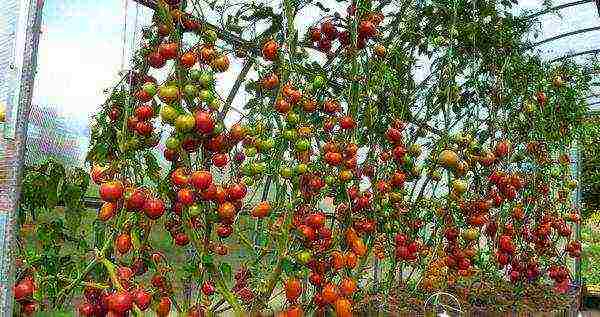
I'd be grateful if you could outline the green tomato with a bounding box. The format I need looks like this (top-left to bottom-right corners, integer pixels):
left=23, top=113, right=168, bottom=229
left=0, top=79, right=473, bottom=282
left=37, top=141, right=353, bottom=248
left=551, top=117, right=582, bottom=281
left=280, top=167, right=293, bottom=179
left=550, top=166, right=561, bottom=177
left=295, top=163, right=308, bottom=174
left=209, top=98, right=221, bottom=111
left=158, top=85, right=179, bottom=101
left=243, top=176, right=254, bottom=186
left=312, top=75, right=326, bottom=89
left=165, top=136, right=180, bottom=150
left=295, top=139, right=310, bottom=152
left=252, top=162, right=267, bottom=174
left=283, top=129, right=297, bottom=141
left=296, top=251, right=312, bottom=264
left=245, top=125, right=256, bottom=137
left=160, top=105, right=178, bottom=123
left=259, top=138, right=275, bottom=151
left=183, top=84, right=199, bottom=98
left=244, top=147, right=257, bottom=157
left=324, top=175, right=336, bottom=185
left=142, top=82, right=157, bottom=96
left=190, top=69, right=202, bottom=82
left=188, top=204, right=202, bottom=217
left=214, top=122, right=225, bottom=135
left=199, top=89, right=214, bottom=103
left=286, top=112, right=300, bottom=126
left=199, top=71, right=214, bottom=88
left=203, top=29, right=218, bottom=44
left=175, top=114, right=196, bottom=132
left=242, top=163, right=254, bottom=176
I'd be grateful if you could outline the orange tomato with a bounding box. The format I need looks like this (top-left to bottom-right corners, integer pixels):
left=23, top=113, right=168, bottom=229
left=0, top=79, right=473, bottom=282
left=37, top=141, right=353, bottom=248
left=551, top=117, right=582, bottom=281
left=334, top=298, right=352, bottom=317
left=251, top=201, right=271, bottom=218
left=339, top=277, right=357, bottom=297
left=345, top=252, right=358, bottom=269
left=331, top=251, right=345, bottom=271
left=321, top=283, right=338, bottom=304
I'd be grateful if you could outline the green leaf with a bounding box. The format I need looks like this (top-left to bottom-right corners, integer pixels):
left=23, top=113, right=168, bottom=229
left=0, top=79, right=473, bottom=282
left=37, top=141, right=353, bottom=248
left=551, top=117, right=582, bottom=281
left=201, top=254, right=214, bottom=265
left=219, top=262, right=232, bottom=282
left=281, top=258, right=294, bottom=274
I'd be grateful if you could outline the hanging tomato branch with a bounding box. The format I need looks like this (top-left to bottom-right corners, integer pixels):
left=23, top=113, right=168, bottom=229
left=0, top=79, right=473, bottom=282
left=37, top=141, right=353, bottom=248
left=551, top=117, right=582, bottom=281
left=10, top=0, right=594, bottom=315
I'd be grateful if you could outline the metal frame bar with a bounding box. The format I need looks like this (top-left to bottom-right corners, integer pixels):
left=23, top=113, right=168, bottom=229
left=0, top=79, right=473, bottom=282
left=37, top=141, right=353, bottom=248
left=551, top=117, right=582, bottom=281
left=549, top=49, right=600, bottom=63
left=529, top=26, right=600, bottom=49
left=526, top=0, right=594, bottom=19
left=0, top=0, right=44, bottom=313
left=132, top=0, right=261, bottom=54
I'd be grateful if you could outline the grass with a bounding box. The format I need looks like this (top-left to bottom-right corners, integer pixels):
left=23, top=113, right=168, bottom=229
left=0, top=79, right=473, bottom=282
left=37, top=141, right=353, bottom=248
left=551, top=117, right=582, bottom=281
left=582, top=220, right=600, bottom=286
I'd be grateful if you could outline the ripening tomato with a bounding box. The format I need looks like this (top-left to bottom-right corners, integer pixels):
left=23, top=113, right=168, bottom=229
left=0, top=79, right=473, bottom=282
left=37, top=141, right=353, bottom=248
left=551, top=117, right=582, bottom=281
left=262, top=73, right=279, bottom=90
left=227, top=183, right=247, bottom=200
left=216, top=224, right=233, bottom=238
left=212, top=153, right=228, bottom=167
left=173, top=232, right=190, bottom=246
left=310, top=27, right=321, bottom=42
left=108, top=291, right=133, bottom=314
left=345, top=252, right=358, bottom=268
left=331, top=251, right=345, bottom=271
left=339, top=116, right=356, bottom=130
left=202, top=281, right=216, bottom=296
left=143, top=198, right=165, bottom=220
left=158, top=42, right=178, bottom=60
left=156, top=297, right=171, bottom=317
left=190, top=170, right=212, bottom=191
left=147, top=51, right=166, bottom=68
left=262, top=40, right=279, bottom=61
left=251, top=201, right=271, bottom=218
left=100, top=181, right=124, bottom=202
left=180, top=51, right=197, bottom=68
left=285, top=278, right=303, bottom=302
left=13, top=278, right=35, bottom=301
left=99, top=202, right=117, bottom=221
left=133, top=289, right=151, bottom=311
left=339, top=277, right=357, bottom=297
left=78, top=303, right=95, bottom=316
left=218, top=202, right=236, bottom=220
left=177, top=188, right=195, bottom=206
left=359, top=20, right=376, bottom=38
left=321, top=283, right=338, bottom=304
left=115, top=233, right=132, bottom=254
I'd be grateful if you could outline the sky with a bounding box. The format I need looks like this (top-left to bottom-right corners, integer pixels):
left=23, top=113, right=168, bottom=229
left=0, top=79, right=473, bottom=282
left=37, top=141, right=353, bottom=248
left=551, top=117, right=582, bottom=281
left=28, top=0, right=600, bottom=155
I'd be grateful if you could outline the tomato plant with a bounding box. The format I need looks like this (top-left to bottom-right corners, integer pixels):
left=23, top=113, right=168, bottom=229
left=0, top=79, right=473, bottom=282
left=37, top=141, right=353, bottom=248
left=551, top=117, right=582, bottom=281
left=12, top=0, right=594, bottom=315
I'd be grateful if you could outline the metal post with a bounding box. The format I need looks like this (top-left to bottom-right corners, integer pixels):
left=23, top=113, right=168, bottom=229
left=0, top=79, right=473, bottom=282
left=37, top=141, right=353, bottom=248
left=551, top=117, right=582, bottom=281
left=0, top=0, right=44, bottom=314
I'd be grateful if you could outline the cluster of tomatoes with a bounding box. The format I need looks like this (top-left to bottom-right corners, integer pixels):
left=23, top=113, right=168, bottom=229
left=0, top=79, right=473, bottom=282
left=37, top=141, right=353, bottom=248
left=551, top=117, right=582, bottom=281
left=307, top=6, right=384, bottom=53
left=78, top=281, right=170, bottom=317
left=12, top=276, right=37, bottom=315
left=394, top=233, right=423, bottom=262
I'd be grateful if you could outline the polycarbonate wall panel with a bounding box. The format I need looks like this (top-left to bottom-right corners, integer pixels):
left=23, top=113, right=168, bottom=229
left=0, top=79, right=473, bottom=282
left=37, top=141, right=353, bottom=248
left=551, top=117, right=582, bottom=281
left=28, top=0, right=152, bottom=167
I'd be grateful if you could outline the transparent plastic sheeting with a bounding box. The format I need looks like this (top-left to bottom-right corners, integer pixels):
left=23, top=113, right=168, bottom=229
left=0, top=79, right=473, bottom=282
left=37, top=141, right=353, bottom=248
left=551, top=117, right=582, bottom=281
left=0, top=0, right=44, bottom=314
